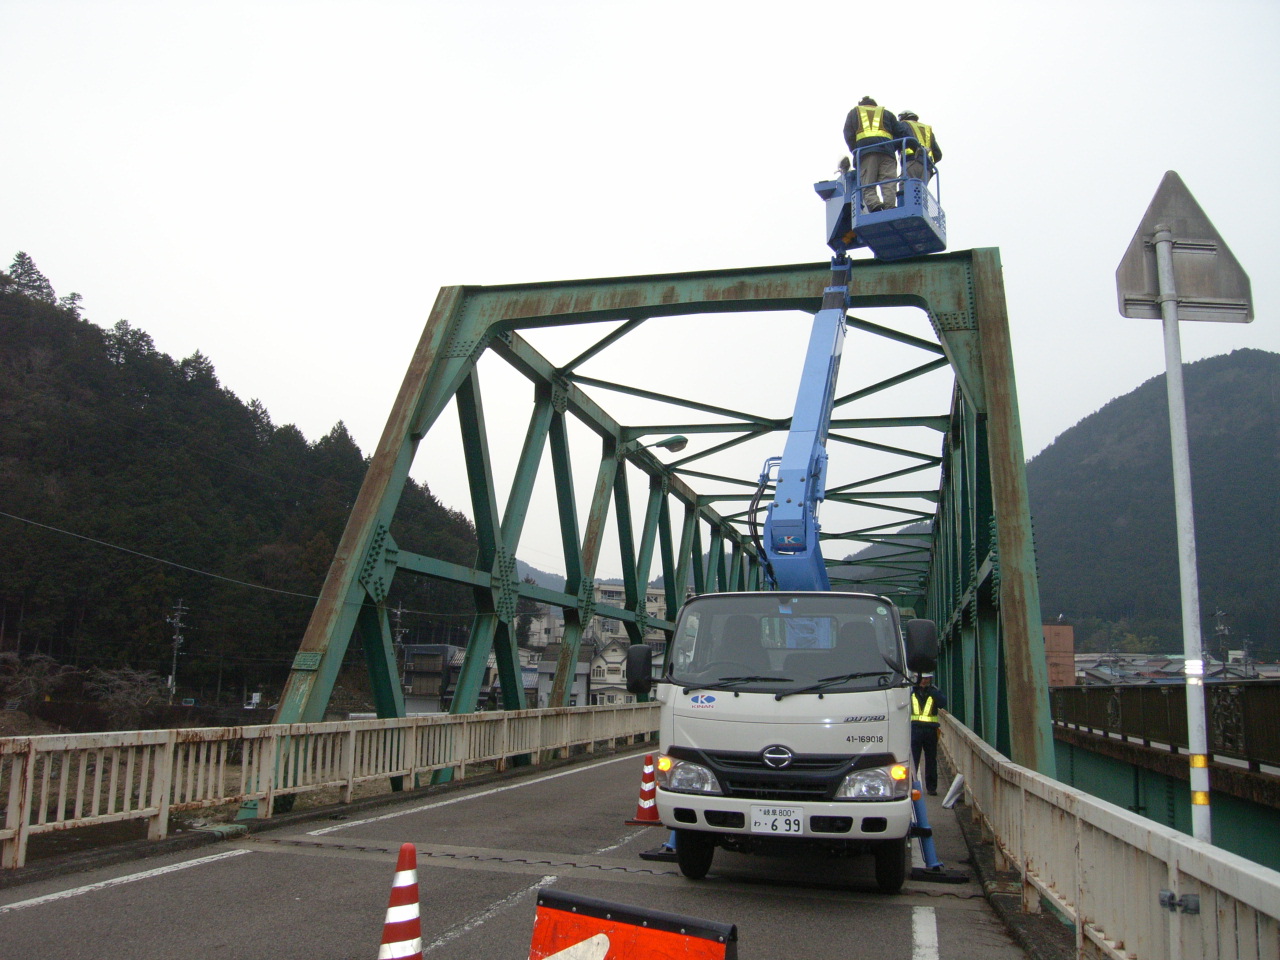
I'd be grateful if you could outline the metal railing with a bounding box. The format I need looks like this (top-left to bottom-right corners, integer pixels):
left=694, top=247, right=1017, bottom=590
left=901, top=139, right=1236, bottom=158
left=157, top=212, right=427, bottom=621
left=943, top=713, right=1280, bottom=960
left=1, top=702, right=658, bottom=869
left=1052, top=681, right=1280, bottom=769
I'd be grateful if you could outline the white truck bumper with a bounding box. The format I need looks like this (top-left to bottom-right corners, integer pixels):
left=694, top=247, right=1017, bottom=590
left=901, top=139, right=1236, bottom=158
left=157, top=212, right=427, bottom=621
left=656, top=788, right=913, bottom=840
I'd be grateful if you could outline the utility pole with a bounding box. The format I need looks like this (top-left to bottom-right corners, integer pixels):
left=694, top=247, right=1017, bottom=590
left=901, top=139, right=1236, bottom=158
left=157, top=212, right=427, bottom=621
left=1212, top=609, right=1231, bottom=663
left=392, top=601, right=408, bottom=647
left=166, top=599, right=188, bottom=704
left=392, top=601, right=409, bottom=695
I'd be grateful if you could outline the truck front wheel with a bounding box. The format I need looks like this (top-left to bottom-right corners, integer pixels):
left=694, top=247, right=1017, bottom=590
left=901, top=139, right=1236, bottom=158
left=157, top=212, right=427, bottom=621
left=674, top=829, right=716, bottom=880
left=873, top=837, right=907, bottom=894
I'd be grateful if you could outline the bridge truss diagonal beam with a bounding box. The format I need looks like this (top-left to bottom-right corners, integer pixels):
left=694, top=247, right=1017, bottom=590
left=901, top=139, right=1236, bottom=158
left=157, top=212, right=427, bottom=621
left=276, top=250, right=1055, bottom=775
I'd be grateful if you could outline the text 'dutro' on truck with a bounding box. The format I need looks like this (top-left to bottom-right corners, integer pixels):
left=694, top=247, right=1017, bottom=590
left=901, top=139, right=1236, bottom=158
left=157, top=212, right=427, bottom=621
left=627, top=591, right=938, bottom=892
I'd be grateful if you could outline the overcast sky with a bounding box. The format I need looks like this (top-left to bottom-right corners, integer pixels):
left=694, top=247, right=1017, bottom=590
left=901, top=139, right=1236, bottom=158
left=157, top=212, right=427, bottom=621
left=3, top=0, right=1276, bottom=582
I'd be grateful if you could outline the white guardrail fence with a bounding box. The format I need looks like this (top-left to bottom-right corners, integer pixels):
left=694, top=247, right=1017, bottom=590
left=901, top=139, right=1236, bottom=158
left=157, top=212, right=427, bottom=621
left=942, top=713, right=1280, bottom=960
left=1, top=702, right=659, bottom=869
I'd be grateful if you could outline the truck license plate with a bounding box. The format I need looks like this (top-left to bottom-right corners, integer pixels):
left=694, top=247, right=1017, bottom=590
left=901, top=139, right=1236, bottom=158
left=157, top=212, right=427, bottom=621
left=750, top=806, right=803, bottom=834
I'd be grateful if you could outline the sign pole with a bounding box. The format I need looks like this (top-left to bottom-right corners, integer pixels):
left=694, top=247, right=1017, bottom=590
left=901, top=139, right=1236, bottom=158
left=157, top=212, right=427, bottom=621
left=1119, top=171, right=1252, bottom=845
left=1153, top=224, right=1211, bottom=843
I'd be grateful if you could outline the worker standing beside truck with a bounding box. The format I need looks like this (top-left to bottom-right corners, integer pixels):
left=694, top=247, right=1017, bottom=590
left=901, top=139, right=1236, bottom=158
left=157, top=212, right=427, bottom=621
left=842, top=96, right=909, bottom=212
left=910, top=673, right=947, bottom=795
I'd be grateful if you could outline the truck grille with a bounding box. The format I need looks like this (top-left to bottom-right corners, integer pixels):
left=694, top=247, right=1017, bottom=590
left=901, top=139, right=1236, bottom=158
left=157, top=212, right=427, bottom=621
left=719, top=777, right=833, bottom=802
left=686, top=749, right=895, bottom=802
left=704, top=751, right=850, bottom=774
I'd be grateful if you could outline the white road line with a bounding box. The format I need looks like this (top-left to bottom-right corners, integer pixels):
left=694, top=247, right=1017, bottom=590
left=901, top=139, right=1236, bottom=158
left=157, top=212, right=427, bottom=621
left=308, top=753, right=638, bottom=836
left=421, top=874, right=556, bottom=954
left=0, top=849, right=252, bottom=915
left=2, top=753, right=639, bottom=919
left=594, top=830, right=648, bottom=855
left=912, top=905, right=940, bottom=960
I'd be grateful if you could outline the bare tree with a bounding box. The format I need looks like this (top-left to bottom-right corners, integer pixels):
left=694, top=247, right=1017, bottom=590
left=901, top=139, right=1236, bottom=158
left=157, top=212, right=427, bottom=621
left=85, top=667, right=169, bottom=730
left=0, top=653, right=77, bottom=708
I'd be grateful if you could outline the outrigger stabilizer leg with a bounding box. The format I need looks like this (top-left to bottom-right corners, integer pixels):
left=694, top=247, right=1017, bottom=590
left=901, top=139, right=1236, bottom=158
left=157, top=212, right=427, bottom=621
left=909, top=779, right=968, bottom=883
left=639, top=829, right=680, bottom=863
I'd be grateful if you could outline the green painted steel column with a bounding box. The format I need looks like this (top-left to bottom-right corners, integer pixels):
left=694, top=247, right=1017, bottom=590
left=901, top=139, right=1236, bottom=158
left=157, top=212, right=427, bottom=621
left=688, top=517, right=706, bottom=596
left=971, top=249, right=1055, bottom=776
left=274, top=285, right=472, bottom=724
left=977, top=605, right=1001, bottom=746
left=452, top=368, right=526, bottom=713
left=550, top=438, right=617, bottom=706
left=356, top=600, right=406, bottom=719
left=612, top=456, right=643, bottom=646
left=444, top=624, right=502, bottom=716
left=706, top=526, right=726, bottom=593
left=657, top=486, right=679, bottom=622
left=547, top=409, right=588, bottom=706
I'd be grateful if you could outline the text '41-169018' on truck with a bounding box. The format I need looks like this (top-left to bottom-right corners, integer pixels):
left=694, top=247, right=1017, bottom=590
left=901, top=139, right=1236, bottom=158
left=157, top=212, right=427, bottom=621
left=626, top=593, right=938, bottom=892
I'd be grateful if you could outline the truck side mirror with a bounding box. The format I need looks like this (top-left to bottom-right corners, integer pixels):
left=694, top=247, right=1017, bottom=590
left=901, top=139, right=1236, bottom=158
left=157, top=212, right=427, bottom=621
left=904, top=619, right=939, bottom=674
left=625, top=643, right=653, bottom=696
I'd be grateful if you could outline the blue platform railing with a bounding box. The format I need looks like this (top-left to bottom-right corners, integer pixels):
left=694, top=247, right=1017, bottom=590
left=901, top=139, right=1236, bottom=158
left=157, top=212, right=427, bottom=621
left=815, top=138, right=946, bottom=261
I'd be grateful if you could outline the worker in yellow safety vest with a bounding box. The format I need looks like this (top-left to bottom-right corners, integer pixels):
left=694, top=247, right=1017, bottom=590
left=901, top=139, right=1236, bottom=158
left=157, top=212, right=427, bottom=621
left=842, top=96, right=910, bottom=213
left=899, top=110, right=942, bottom=183
left=910, top=672, right=947, bottom=795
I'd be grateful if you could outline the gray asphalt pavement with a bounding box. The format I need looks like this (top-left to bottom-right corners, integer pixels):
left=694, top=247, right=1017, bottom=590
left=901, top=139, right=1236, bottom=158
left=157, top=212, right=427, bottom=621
left=0, top=750, right=1031, bottom=959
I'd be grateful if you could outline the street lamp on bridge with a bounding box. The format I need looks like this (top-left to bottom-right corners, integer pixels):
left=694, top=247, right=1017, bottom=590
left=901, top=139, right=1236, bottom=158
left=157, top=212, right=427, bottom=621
left=636, top=435, right=688, bottom=454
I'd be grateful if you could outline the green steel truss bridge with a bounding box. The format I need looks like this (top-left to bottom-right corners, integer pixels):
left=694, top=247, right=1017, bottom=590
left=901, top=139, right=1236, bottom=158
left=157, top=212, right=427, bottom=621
left=273, top=249, right=1055, bottom=777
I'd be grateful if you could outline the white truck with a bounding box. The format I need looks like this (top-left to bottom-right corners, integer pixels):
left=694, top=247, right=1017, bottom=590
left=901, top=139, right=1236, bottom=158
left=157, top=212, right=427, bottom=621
left=626, top=590, right=938, bottom=893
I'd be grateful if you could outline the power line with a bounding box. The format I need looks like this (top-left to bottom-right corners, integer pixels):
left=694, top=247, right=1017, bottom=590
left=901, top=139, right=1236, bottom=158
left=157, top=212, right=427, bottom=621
left=66, top=650, right=299, bottom=667
left=0, top=509, right=321, bottom=600
left=0, top=509, right=478, bottom=617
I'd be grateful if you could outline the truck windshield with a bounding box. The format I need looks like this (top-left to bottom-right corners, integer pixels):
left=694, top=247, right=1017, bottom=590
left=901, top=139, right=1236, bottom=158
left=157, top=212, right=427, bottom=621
left=668, top=593, right=905, bottom=694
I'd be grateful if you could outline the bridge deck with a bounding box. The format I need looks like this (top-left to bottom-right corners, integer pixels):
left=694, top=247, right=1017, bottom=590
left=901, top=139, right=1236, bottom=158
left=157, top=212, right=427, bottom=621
left=0, top=750, right=1033, bottom=959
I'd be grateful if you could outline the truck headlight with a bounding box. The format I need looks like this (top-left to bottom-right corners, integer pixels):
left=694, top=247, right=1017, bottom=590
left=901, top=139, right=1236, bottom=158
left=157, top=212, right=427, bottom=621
left=835, top=763, right=910, bottom=800
left=656, top=755, right=722, bottom=795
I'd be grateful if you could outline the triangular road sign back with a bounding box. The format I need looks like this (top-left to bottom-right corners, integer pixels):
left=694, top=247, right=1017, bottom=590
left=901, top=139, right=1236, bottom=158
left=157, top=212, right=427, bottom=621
left=1116, top=171, right=1252, bottom=322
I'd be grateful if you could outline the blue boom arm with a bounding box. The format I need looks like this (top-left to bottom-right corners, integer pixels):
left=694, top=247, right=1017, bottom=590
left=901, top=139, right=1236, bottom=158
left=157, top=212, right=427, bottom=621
left=757, top=154, right=947, bottom=592
left=760, top=262, right=851, bottom=591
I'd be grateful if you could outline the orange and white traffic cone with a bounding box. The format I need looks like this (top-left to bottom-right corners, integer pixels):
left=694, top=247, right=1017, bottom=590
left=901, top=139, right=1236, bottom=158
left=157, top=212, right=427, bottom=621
left=378, top=843, right=422, bottom=960
left=625, top=754, right=661, bottom=825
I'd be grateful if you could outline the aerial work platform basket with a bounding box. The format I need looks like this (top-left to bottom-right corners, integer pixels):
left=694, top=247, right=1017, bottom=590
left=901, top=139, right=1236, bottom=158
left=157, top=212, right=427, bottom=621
left=815, top=139, right=946, bottom=261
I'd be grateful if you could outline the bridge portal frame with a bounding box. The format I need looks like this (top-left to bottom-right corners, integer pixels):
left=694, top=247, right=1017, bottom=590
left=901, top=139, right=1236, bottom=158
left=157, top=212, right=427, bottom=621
left=273, top=248, right=1055, bottom=776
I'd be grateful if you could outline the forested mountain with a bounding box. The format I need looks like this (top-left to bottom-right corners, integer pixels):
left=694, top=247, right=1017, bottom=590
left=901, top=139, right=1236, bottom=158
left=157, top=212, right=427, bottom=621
left=834, top=522, right=930, bottom=587
left=515, top=560, right=565, bottom=593
left=838, top=350, right=1277, bottom=655
left=1027, top=349, right=1278, bottom=655
left=0, top=255, right=478, bottom=702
